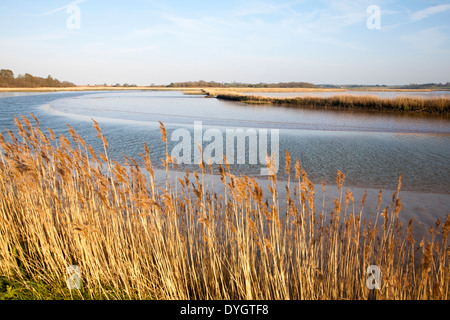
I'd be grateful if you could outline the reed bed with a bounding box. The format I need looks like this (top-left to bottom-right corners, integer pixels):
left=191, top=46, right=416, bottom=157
left=0, top=115, right=448, bottom=300
left=211, top=92, right=450, bottom=114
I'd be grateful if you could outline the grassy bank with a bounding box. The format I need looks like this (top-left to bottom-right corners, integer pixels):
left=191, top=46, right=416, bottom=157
left=204, top=87, right=446, bottom=93
left=211, top=92, right=450, bottom=114
left=0, top=115, right=449, bottom=300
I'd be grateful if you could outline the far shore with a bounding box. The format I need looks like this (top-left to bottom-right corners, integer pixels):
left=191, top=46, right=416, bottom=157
left=1, top=86, right=450, bottom=93
left=0, top=86, right=191, bottom=92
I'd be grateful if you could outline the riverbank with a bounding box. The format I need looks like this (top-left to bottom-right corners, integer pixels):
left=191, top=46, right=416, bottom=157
left=0, top=115, right=448, bottom=300
left=209, top=91, right=450, bottom=114
left=1, top=86, right=448, bottom=93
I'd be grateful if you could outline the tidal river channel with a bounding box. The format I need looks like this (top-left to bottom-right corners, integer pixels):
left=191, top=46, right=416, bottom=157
left=1, top=90, right=449, bottom=235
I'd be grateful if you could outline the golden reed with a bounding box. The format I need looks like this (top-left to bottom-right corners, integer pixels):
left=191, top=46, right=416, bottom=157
left=0, top=115, right=448, bottom=299
left=211, top=92, right=450, bottom=114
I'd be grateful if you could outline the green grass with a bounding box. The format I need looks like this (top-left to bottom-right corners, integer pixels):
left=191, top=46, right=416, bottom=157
left=0, top=275, right=85, bottom=300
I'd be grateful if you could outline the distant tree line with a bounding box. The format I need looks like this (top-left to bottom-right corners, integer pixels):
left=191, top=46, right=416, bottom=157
left=399, top=83, right=450, bottom=89
left=113, top=83, right=137, bottom=87
left=318, top=83, right=450, bottom=89
left=0, top=69, right=75, bottom=88
left=166, top=80, right=317, bottom=88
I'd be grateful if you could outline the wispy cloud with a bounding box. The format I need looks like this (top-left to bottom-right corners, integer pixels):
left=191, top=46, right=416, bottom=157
left=402, top=26, right=450, bottom=53
left=81, top=42, right=157, bottom=56
left=380, top=4, right=450, bottom=31
left=133, top=0, right=369, bottom=53
left=410, top=4, right=450, bottom=22
left=43, top=0, right=88, bottom=16
left=233, top=0, right=305, bottom=18
left=134, top=24, right=179, bottom=37
left=13, top=0, right=88, bottom=17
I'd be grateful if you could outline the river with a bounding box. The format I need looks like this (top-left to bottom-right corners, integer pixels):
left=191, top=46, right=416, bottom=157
left=1, top=90, right=449, bottom=235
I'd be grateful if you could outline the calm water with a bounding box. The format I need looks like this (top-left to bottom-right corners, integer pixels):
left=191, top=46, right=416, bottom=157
left=1, top=90, right=449, bottom=227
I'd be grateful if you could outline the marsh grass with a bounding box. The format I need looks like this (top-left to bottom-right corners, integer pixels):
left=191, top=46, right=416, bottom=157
left=0, top=115, right=448, bottom=300
left=211, top=92, right=450, bottom=114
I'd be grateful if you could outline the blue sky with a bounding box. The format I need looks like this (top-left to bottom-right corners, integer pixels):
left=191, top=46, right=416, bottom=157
left=0, top=0, right=449, bottom=85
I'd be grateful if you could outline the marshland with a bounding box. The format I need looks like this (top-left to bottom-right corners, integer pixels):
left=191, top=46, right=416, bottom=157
left=2, top=0, right=450, bottom=303
left=207, top=90, right=450, bottom=114
left=0, top=90, right=449, bottom=300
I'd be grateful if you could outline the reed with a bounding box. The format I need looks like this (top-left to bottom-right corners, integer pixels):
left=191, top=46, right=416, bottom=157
left=0, top=115, right=448, bottom=299
left=211, top=92, right=450, bottom=114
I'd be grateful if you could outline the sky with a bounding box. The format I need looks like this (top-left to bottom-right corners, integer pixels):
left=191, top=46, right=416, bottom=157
left=0, top=0, right=449, bottom=86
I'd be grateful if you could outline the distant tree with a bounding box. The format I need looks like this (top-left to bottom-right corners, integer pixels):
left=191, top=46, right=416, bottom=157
left=46, top=75, right=60, bottom=87
left=0, top=69, right=75, bottom=88
left=0, top=69, right=15, bottom=87
left=24, top=73, right=34, bottom=81
left=61, top=81, right=75, bottom=87
left=164, top=80, right=316, bottom=88
left=0, top=69, right=14, bottom=79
